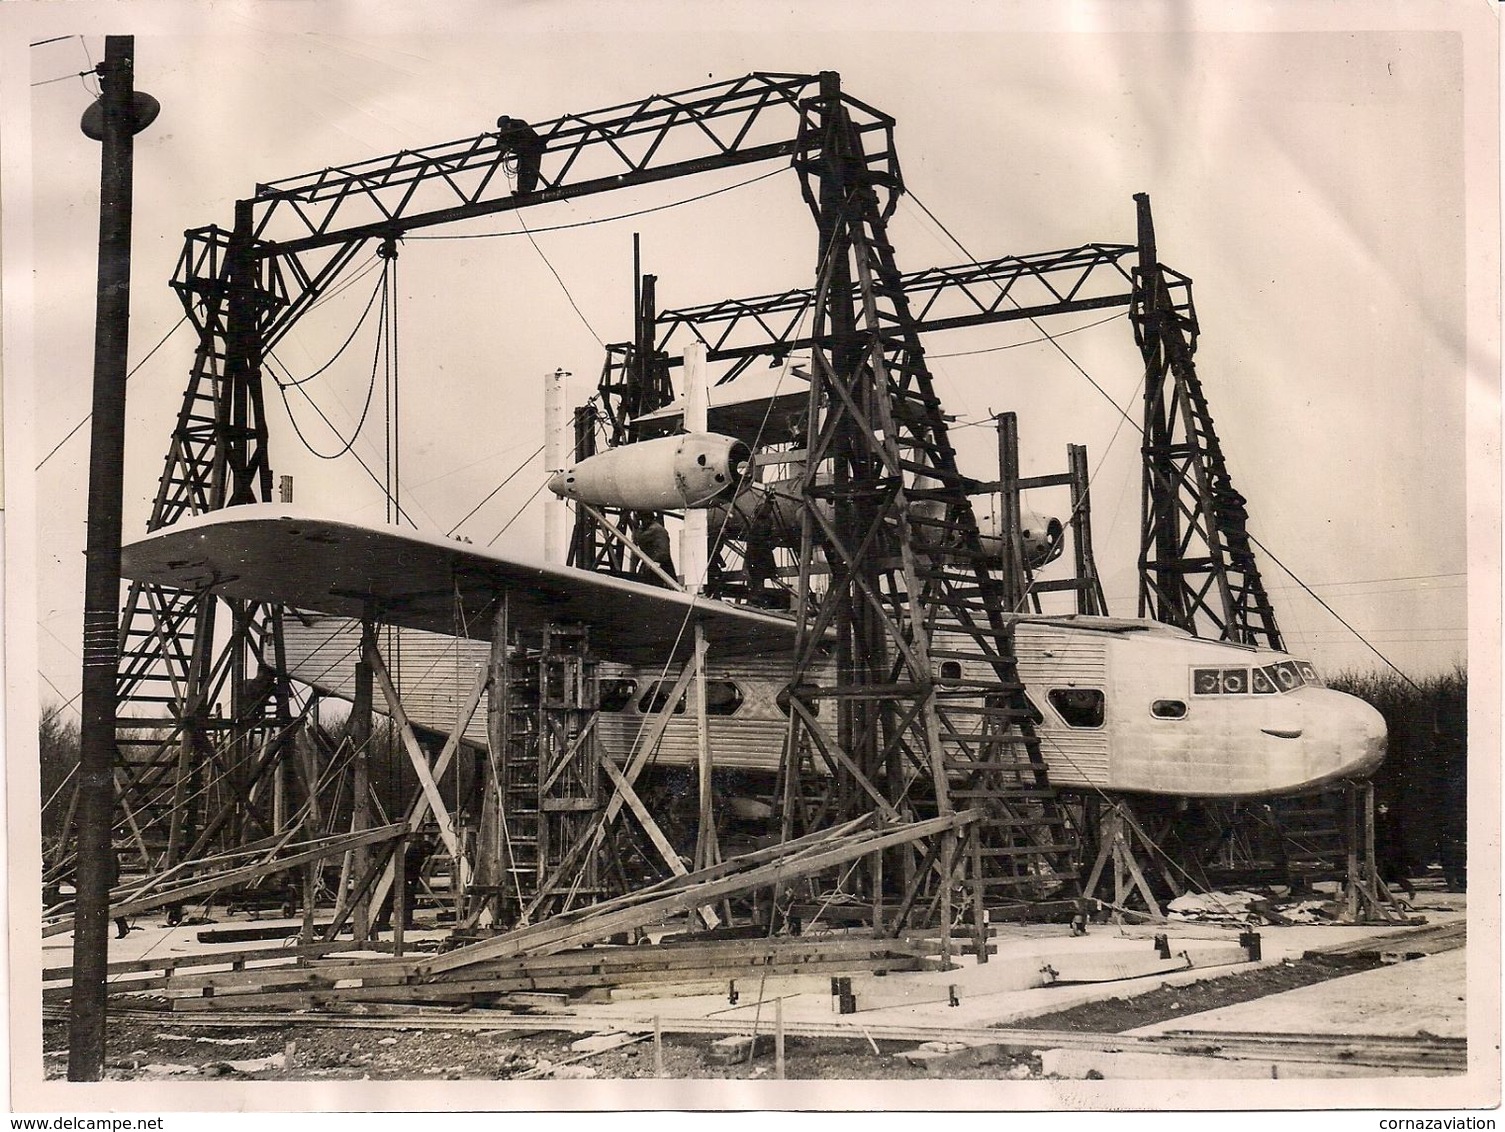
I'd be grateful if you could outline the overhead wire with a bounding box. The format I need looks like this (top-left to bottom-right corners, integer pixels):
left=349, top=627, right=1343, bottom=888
left=905, top=191, right=1140, bottom=431
left=35, top=259, right=382, bottom=476
left=40, top=672, right=81, bottom=717
left=1265, top=570, right=1467, bottom=590
left=385, top=250, right=400, bottom=525
left=446, top=443, right=544, bottom=538
left=75, top=35, right=100, bottom=96
left=305, top=252, right=384, bottom=312
left=516, top=209, right=604, bottom=347
left=272, top=271, right=385, bottom=388
left=269, top=319, right=382, bottom=463
left=36, top=314, right=191, bottom=471
left=29, top=71, right=91, bottom=88
left=484, top=478, right=551, bottom=548
left=928, top=310, right=1129, bottom=360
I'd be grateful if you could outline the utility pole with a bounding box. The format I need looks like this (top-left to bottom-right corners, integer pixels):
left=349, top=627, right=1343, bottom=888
left=69, top=35, right=157, bottom=1081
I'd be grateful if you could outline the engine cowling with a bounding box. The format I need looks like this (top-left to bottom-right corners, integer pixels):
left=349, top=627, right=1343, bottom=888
left=1019, top=510, right=1066, bottom=569
left=547, top=433, right=752, bottom=511
left=972, top=508, right=1066, bottom=568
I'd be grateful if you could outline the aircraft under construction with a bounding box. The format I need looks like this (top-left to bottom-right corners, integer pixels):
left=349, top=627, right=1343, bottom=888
left=76, top=68, right=1411, bottom=951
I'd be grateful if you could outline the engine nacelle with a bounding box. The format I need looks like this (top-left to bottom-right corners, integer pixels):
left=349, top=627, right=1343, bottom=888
left=705, top=474, right=826, bottom=544
left=972, top=508, right=1066, bottom=569
left=1019, top=510, right=1066, bottom=569
left=547, top=433, right=752, bottom=511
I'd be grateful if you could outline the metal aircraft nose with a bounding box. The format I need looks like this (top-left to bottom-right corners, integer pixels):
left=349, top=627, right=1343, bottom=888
left=1302, top=687, right=1388, bottom=781
left=1347, top=694, right=1389, bottom=774
left=546, top=468, right=574, bottom=498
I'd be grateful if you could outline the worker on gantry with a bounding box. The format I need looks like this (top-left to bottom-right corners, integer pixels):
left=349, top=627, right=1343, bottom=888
left=496, top=116, right=544, bottom=195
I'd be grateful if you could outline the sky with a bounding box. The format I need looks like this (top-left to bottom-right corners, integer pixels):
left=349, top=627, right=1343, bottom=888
left=3, top=0, right=1496, bottom=729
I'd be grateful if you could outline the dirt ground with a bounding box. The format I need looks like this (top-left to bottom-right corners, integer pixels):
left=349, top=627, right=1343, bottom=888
left=1009, top=954, right=1383, bottom=1034
left=41, top=956, right=1378, bottom=1081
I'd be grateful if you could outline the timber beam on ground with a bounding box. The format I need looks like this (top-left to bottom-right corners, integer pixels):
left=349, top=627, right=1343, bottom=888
left=1303, top=919, right=1464, bottom=967
left=42, top=937, right=409, bottom=984
left=45, top=929, right=943, bottom=1004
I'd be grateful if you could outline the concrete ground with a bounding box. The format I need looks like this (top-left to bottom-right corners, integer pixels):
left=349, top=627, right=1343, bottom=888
left=1131, top=947, right=1467, bottom=1040
left=569, top=899, right=1468, bottom=1034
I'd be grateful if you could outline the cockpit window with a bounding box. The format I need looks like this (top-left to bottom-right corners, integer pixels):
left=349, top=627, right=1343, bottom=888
left=1295, top=661, right=1323, bottom=687
left=1197, top=659, right=1325, bottom=696
left=1193, top=667, right=1249, bottom=695
left=1048, top=688, right=1105, bottom=728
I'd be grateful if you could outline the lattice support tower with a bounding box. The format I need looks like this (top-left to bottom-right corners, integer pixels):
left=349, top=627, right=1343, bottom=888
left=1131, top=193, right=1282, bottom=647
left=60, top=207, right=311, bottom=881
left=775, top=73, right=1077, bottom=929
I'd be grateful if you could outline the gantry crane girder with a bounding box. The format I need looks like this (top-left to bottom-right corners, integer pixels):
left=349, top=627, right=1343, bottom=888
left=637, top=241, right=1148, bottom=377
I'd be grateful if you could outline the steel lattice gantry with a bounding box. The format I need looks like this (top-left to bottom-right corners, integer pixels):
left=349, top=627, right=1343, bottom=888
left=95, top=72, right=891, bottom=875
left=87, top=69, right=1282, bottom=927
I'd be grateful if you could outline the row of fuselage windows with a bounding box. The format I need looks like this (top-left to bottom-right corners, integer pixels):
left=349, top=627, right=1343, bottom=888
left=597, top=661, right=1315, bottom=727
left=598, top=678, right=1166, bottom=729
left=597, top=675, right=1122, bottom=730
left=601, top=678, right=746, bottom=717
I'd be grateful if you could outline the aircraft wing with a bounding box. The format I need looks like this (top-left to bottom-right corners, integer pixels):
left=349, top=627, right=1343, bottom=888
left=119, top=504, right=800, bottom=663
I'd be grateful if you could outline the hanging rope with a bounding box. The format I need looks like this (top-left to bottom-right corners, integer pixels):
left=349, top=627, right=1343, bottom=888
left=271, top=264, right=386, bottom=461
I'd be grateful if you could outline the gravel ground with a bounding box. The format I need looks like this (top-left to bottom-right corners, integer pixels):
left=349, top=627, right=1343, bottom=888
left=43, top=1013, right=1040, bottom=1080
left=41, top=955, right=1381, bottom=1082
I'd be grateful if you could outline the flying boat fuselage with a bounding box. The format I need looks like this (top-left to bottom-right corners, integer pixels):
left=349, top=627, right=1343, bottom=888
left=122, top=508, right=1387, bottom=801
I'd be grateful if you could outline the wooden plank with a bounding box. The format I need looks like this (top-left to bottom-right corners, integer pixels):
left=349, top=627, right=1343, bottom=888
left=367, top=639, right=460, bottom=859
left=1038, top=951, right=1191, bottom=984
left=421, top=811, right=979, bottom=975
left=142, top=953, right=927, bottom=1011
left=369, top=659, right=489, bottom=917
left=505, top=815, right=873, bottom=958
left=841, top=981, right=959, bottom=1013
left=598, top=754, right=686, bottom=883
left=610, top=975, right=835, bottom=1002
left=62, top=935, right=934, bottom=1003
left=43, top=938, right=403, bottom=982
left=599, top=754, right=718, bottom=930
